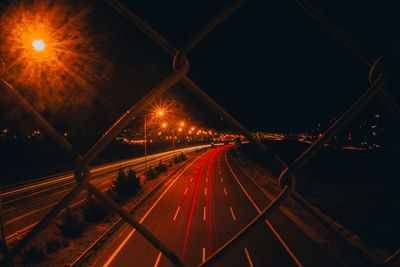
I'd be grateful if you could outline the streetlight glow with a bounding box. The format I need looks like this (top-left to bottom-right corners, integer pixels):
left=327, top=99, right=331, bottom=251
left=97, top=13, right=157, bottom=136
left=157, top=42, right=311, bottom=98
left=0, top=1, right=109, bottom=111
left=32, top=39, right=45, bottom=51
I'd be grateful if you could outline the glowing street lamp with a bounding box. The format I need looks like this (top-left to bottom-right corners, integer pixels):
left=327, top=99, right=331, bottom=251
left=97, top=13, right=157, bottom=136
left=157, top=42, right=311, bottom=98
left=180, top=122, right=185, bottom=127
left=144, top=108, right=165, bottom=169
left=32, top=39, right=45, bottom=51
left=0, top=1, right=109, bottom=112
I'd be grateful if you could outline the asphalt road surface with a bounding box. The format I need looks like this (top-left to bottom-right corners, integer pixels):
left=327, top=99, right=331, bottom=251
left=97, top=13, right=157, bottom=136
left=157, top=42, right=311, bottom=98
left=93, top=145, right=339, bottom=267
left=2, top=145, right=210, bottom=244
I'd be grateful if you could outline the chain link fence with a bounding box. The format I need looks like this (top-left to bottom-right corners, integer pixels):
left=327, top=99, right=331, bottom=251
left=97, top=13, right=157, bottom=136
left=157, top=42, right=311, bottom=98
left=0, top=0, right=399, bottom=266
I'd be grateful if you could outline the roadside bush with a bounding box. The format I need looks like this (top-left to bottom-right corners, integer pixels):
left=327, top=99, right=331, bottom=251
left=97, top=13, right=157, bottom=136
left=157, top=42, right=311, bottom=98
left=110, top=168, right=140, bottom=201
left=0, top=239, right=6, bottom=255
left=45, top=238, right=61, bottom=253
left=81, top=194, right=110, bottom=222
left=145, top=166, right=156, bottom=180
left=56, top=208, right=86, bottom=238
left=127, top=169, right=140, bottom=190
left=155, top=160, right=167, bottom=174
left=62, top=240, right=70, bottom=248
left=20, top=242, right=45, bottom=264
left=174, top=153, right=187, bottom=164
left=106, top=187, right=122, bottom=204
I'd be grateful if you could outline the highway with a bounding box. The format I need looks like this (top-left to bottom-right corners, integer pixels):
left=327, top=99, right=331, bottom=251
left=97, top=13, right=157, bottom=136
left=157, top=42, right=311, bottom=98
left=93, top=145, right=339, bottom=267
left=1, top=145, right=210, bottom=244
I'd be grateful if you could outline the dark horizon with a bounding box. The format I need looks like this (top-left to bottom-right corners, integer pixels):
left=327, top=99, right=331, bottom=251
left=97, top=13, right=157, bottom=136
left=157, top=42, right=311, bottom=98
left=0, top=0, right=399, bottom=133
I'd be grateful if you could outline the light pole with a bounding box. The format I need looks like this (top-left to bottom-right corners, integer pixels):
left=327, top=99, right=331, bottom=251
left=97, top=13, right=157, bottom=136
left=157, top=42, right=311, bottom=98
left=144, top=109, right=164, bottom=170
left=172, top=129, right=175, bottom=157
left=144, top=115, right=147, bottom=170
left=178, top=121, right=185, bottom=152
left=191, top=127, right=195, bottom=147
left=0, top=185, right=5, bottom=253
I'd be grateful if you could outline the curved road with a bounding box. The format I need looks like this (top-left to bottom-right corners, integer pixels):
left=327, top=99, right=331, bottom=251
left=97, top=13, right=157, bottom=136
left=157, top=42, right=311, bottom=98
left=92, top=145, right=338, bottom=267
left=2, top=145, right=210, bottom=243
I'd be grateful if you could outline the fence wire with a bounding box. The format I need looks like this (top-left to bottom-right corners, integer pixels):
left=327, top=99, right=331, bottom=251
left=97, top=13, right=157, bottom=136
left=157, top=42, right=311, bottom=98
left=0, top=0, right=399, bottom=266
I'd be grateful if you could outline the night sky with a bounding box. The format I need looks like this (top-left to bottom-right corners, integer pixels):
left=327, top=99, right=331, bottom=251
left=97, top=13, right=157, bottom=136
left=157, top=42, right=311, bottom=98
left=118, top=0, right=400, bottom=131
left=0, top=0, right=399, bottom=134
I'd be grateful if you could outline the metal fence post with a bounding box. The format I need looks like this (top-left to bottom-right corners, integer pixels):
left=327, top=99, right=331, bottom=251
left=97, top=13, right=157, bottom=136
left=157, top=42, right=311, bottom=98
left=1, top=0, right=398, bottom=266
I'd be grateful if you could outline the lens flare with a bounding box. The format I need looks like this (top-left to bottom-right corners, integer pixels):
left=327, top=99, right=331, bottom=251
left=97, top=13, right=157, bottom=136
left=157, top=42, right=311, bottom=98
left=0, top=0, right=110, bottom=111
left=32, top=40, right=45, bottom=51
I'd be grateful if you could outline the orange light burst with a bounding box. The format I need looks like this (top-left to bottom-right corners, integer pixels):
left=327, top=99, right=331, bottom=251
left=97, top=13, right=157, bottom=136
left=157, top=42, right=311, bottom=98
left=149, top=101, right=173, bottom=121
left=0, top=0, right=110, bottom=111
left=32, top=40, right=45, bottom=51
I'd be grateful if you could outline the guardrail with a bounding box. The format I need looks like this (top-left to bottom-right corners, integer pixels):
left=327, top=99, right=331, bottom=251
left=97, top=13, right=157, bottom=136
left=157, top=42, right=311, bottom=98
left=69, top=150, right=206, bottom=266
left=2, top=145, right=209, bottom=244
left=0, top=0, right=398, bottom=266
left=3, top=144, right=210, bottom=198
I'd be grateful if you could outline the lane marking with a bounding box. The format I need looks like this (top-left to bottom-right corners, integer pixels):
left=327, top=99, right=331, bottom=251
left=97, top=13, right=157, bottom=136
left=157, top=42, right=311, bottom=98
left=224, top=150, right=303, bottom=267
left=225, top=159, right=259, bottom=213
left=206, top=147, right=223, bottom=257
left=244, top=248, right=254, bottom=267
left=224, top=188, right=227, bottom=196
left=6, top=223, right=37, bottom=242
left=5, top=146, right=207, bottom=199
left=203, top=206, right=206, bottom=221
left=229, top=206, right=236, bottom=221
left=182, top=150, right=216, bottom=261
left=202, top=247, right=206, bottom=263
left=4, top=185, right=73, bottom=206
left=184, top=187, right=188, bottom=195
left=264, top=220, right=303, bottom=267
left=5, top=202, right=55, bottom=225
left=5, top=187, right=107, bottom=239
left=205, top=188, right=207, bottom=196
left=221, top=177, right=223, bottom=183
left=173, top=206, right=181, bottom=221
left=5, top=149, right=203, bottom=226
left=5, top=207, right=15, bottom=212
left=163, top=160, right=205, bottom=242
left=154, top=252, right=162, bottom=267
left=103, top=154, right=200, bottom=267
left=5, top=189, right=96, bottom=226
